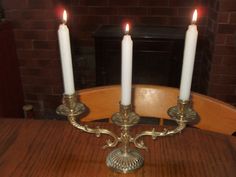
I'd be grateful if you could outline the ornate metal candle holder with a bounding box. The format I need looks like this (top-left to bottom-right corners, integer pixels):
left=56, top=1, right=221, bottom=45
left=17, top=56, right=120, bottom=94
left=57, top=94, right=197, bottom=173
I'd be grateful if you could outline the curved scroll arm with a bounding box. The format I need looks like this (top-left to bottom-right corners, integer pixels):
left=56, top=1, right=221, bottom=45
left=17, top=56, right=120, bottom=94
left=56, top=93, right=120, bottom=149
left=68, top=116, right=120, bottom=149
left=132, top=122, right=186, bottom=150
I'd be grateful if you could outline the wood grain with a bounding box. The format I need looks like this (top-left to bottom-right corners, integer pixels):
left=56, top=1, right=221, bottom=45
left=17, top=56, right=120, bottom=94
left=0, top=118, right=235, bottom=177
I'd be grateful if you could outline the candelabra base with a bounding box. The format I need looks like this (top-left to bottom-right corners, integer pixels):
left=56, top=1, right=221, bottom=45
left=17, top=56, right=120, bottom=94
left=106, top=148, right=144, bottom=173
left=57, top=94, right=197, bottom=174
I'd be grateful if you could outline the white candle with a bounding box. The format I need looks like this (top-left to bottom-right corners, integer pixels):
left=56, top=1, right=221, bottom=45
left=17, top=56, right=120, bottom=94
left=179, top=9, right=198, bottom=101
left=121, top=24, right=133, bottom=106
left=58, top=10, right=75, bottom=95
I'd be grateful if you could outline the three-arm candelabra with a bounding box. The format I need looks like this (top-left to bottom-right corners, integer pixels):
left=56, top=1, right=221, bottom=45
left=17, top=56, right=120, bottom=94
left=57, top=93, right=197, bottom=173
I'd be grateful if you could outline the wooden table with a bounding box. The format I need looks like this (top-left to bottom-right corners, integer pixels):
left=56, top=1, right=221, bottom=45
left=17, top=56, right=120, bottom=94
left=0, top=118, right=235, bottom=177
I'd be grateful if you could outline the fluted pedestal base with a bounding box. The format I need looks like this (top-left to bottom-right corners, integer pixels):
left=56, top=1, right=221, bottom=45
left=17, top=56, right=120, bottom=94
left=106, top=148, right=144, bottom=173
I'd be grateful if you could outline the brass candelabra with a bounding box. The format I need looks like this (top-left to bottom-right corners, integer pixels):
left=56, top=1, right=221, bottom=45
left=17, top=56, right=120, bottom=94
left=57, top=93, right=197, bottom=173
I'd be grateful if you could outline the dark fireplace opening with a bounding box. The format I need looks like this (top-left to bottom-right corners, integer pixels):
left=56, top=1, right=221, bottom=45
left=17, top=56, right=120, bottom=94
left=93, top=25, right=189, bottom=88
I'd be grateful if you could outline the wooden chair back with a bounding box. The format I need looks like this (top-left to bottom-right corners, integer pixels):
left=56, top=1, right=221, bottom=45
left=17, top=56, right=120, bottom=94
left=77, top=85, right=236, bottom=135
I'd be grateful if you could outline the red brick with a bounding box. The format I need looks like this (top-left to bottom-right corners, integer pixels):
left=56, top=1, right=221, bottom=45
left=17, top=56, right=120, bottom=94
left=207, top=19, right=217, bottom=33
left=33, top=49, right=58, bottom=58
left=218, top=24, right=236, bottom=34
left=222, top=56, right=236, bottom=65
left=79, top=16, right=108, bottom=25
left=169, top=0, right=196, bottom=7
left=33, top=41, right=57, bottom=50
left=208, top=8, right=218, bottom=21
left=226, top=34, right=236, bottom=45
left=43, top=95, right=61, bottom=109
left=74, top=31, right=94, bottom=39
left=16, top=40, right=33, bottom=49
left=148, top=8, right=177, bottom=16
left=220, top=75, right=236, bottom=85
left=215, top=34, right=226, bottom=44
left=21, top=10, right=55, bottom=20
left=218, top=12, right=230, bottom=23
left=212, top=55, right=223, bottom=64
left=230, top=12, right=236, bottom=24
left=17, top=50, right=34, bottom=59
left=210, top=64, right=236, bottom=75
left=71, top=6, right=89, bottom=15
left=52, top=85, right=64, bottom=94
left=24, top=93, right=38, bottom=101
left=21, top=76, right=53, bottom=85
left=118, top=7, right=147, bottom=16
left=28, top=0, right=54, bottom=9
left=23, top=84, right=53, bottom=95
left=14, top=20, right=57, bottom=30
left=17, top=49, right=58, bottom=59
left=178, top=7, right=194, bottom=17
left=47, top=30, right=58, bottom=40
left=209, top=74, right=236, bottom=87
left=89, top=7, right=118, bottom=15
left=208, top=84, right=236, bottom=95
left=79, top=0, right=108, bottom=6
left=108, top=16, right=137, bottom=25
left=198, top=17, right=208, bottom=26
left=214, top=45, right=236, bottom=55
left=18, top=58, right=37, bottom=68
left=109, top=0, right=138, bottom=6
left=72, top=23, right=98, bottom=33
left=138, top=0, right=169, bottom=6
left=219, top=0, right=236, bottom=11
left=137, top=16, right=168, bottom=25
left=37, top=61, right=60, bottom=71
left=208, top=0, right=219, bottom=9
left=2, top=0, right=28, bottom=9
left=14, top=30, right=48, bottom=40
left=4, top=10, right=22, bottom=20
left=23, top=75, right=58, bottom=87
left=167, top=17, right=189, bottom=26
left=20, top=67, right=41, bottom=76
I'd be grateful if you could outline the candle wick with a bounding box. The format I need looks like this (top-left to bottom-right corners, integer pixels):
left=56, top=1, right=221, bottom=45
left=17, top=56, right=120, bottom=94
left=191, top=21, right=196, bottom=25
left=124, top=30, right=129, bottom=35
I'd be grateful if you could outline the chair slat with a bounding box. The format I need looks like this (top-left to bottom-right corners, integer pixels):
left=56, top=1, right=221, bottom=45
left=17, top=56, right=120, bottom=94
left=78, top=85, right=236, bottom=135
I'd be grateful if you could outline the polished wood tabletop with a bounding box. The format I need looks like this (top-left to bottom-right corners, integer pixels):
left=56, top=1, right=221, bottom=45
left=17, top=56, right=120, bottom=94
left=0, top=118, right=235, bottom=177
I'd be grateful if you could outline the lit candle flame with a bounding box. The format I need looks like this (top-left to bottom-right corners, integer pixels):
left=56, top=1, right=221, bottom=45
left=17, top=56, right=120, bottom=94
left=63, top=10, right=67, bottom=24
left=192, top=9, right=197, bottom=24
left=125, top=23, right=130, bottom=34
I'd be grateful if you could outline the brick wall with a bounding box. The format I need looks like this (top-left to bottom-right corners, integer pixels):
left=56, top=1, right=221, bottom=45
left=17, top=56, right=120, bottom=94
left=200, top=0, right=219, bottom=94
left=2, top=0, right=64, bottom=118
left=1, top=0, right=235, bottom=118
left=207, top=0, right=236, bottom=106
left=70, top=0, right=208, bottom=47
